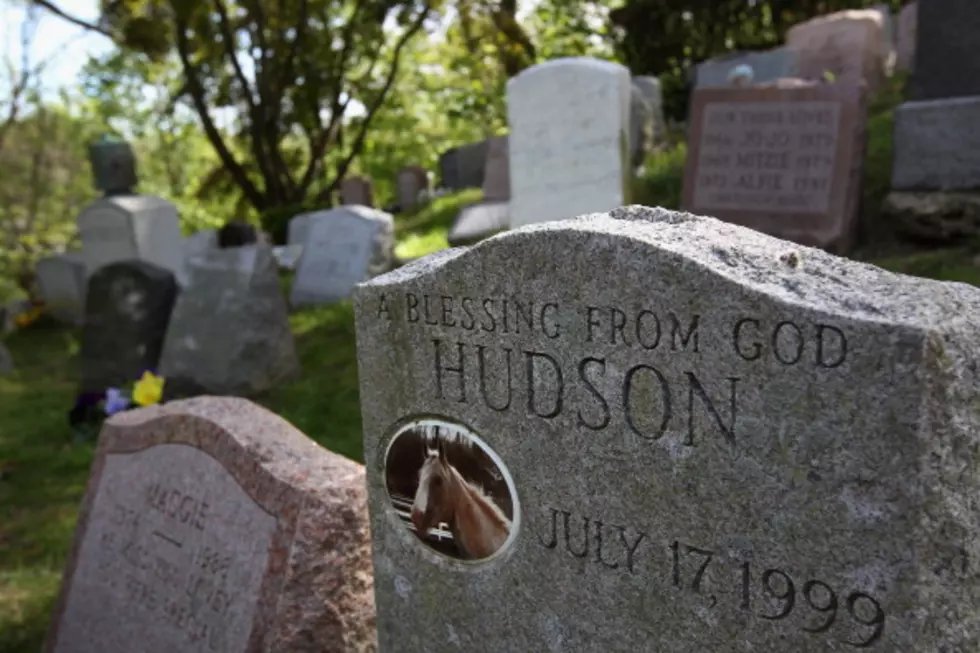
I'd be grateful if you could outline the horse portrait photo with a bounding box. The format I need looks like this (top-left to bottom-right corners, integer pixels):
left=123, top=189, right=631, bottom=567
left=385, top=420, right=516, bottom=561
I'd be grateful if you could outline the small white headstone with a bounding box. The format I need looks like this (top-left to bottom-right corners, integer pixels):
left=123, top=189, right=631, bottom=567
left=77, top=195, right=183, bottom=281
left=35, top=252, right=87, bottom=325
left=507, top=57, right=632, bottom=229
left=290, top=206, right=395, bottom=307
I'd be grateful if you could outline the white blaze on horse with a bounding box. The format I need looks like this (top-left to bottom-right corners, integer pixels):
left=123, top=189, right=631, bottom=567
left=410, top=438, right=511, bottom=560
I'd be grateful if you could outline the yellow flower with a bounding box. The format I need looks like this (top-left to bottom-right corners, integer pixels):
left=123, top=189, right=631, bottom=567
left=132, top=371, right=165, bottom=406
left=14, top=306, right=43, bottom=328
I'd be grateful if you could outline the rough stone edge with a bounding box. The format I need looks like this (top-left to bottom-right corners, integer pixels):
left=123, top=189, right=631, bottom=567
left=43, top=396, right=375, bottom=653
left=355, top=205, right=980, bottom=327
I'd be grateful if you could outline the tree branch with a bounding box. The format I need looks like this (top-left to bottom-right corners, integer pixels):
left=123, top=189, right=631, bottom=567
left=315, top=4, right=433, bottom=201
left=175, top=18, right=267, bottom=211
left=30, top=0, right=113, bottom=38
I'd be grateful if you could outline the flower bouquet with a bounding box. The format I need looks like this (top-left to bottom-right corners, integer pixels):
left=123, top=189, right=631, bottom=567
left=69, top=370, right=167, bottom=442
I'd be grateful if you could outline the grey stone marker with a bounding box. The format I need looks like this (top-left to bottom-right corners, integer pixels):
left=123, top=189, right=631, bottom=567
left=695, top=47, right=800, bottom=88
left=353, top=205, right=980, bottom=652
left=911, top=0, right=980, bottom=100
left=35, top=252, right=88, bottom=325
left=290, top=206, right=395, bottom=307
left=633, top=76, right=666, bottom=144
left=79, top=260, right=178, bottom=394
left=159, top=245, right=299, bottom=396
left=43, top=396, right=376, bottom=653
left=892, top=96, right=980, bottom=190
left=629, top=84, right=653, bottom=169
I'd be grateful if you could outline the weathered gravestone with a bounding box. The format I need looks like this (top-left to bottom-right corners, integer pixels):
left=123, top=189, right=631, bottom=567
left=353, top=204, right=980, bottom=652
left=438, top=149, right=462, bottom=190
left=910, top=0, right=980, bottom=100
left=341, top=176, right=374, bottom=207
left=160, top=245, right=299, bottom=396
left=507, top=57, right=632, bottom=229
left=396, top=166, right=430, bottom=211
left=481, top=135, right=510, bottom=202
left=79, top=261, right=178, bottom=394
left=896, top=1, right=917, bottom=73
left=891, top=96, right=980, bottom=191
left=182, top=229, right=217, bottom=264
left=35, top=252, right=87, bottom=325
left=682, top=81, right=867, bottom=252
left=77, top=195, right=184, bottom=282
left=89, top=138, right=138, bottom=195
left=629, top=85, right=653, bottom=169
left=43, top=396, right=375, bottom=653
left=633, top=76, right=667, bottom=144
left=695, top=47, right=800, bottom=88
left=786, top=10, right=888, bottom=93
left=290, top=207, right=395, bottom=307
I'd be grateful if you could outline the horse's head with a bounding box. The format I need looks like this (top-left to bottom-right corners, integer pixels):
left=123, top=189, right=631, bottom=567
left=411, top=438, right=455, bottom=534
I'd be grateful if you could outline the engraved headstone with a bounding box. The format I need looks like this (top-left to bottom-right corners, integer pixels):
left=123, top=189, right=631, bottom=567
left=481, top=135, right=510, bottom=202
left=353, top=204, right=980, bottom=652
left=911, top=0, right=980, bottom=100
left=35, top=252, right=87, bottom=325
left=341, top=176, right=374, bottom=207
left=159, top=245, right=299, bottom=396
left=507, top=57, right=632, bottom=229
left=396, top=166, right=430, bottom=211
left=77, top=195, right=184, bottom=282
left=290, top=206, right=395, bottom=307
left=695, top=47, right=800, bottom=88
left=896, top=2, right=917, bottom=72
left=891, top=96, right=980, bottom=191
left=79, top=261, right=178, bottom=394
left=633, top=75, right=667, bottom=144
left=786, top=10, right=888, bottom=92
left=43, top=396, right=375, bottom=653
left=682, top=81, right=867, bottom=252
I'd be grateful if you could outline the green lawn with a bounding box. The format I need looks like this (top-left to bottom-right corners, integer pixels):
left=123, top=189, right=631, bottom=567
left=3, top=119, right=980, bottom=651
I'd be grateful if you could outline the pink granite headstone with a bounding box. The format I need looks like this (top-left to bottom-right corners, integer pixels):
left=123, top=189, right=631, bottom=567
left=43, top=396, right=376, bottom=653
left=787, top=10, right=888, bottom=93
left=682, top=81, right=867, bottom=252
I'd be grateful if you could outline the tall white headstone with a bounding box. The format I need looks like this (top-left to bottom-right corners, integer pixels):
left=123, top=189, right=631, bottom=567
left=77, top=195, right=183, bottom=282
left=507, top=57, right=632, bottom=229
left=290, top=206, right=395, bottom=307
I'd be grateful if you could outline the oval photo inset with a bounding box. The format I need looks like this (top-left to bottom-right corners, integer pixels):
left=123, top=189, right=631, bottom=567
left=384, top=418, right=518, bottom=562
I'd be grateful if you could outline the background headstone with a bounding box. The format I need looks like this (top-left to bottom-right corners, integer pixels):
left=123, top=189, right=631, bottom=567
left=286, top=211, right=316, bottom=247
left=340, top=176, right=374, bottom=207
left=88, top=139, right=137, bottom=196
left=911, top=0, right=980, bottom=100
left=217, top=220, right=258, bottom=249
left=695, top=47, right=801, bottom=88
left=507, top=57, right=632, bottom=229
left=447, top=202, right=510, bottom=247
left=870, top=3, right=896, bottom=74
left=896, top=2, right=917, bottom=72
left=77, top=195, right=184, bottom=282
left=160, top=245, right=299, bottom=396
left=629, top=84, right=653, bottom=169
left=395, top=166, right=430, bottom=211
left=35, top=252, right=87, bottom=325
left=633, top=75, right=667, bottom=144
left=79, top=260, right=178, bottom=394
left=44, top=396, right=375, bottom=653
left=682, top=81, right=867, bottom=252
left=481, top=135, right=510, bottom=202
left=786, top=9, right=888, bottom=92
left=353, top=204, right=980, bottom=652
left=891, top=96, right=980, bottom=191
left=290, top=206, right=395, bottom=307
left=181, top=229, right=218, bottom=264
left=438, top=148, right=462, bottom=190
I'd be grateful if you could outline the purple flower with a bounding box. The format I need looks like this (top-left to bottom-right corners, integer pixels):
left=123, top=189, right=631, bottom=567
left=104, top=387, right=131, bottom=416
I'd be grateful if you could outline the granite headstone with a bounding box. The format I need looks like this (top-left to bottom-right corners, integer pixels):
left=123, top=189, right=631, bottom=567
left=79, top=260, right=178, bottom=394
left=507, top=57, right=632, bottom=228
left=43, top=396, right=375, bottom=653
left=682, top=81, right=867, bottom=252
left=353, top=204, right=980, bottom=652
left=891, top=96, right=980, bottom=191
left=159, top=245, right=299, bottom=396
left=447, top=202, right=510, bottom=247
left=35, top=252, right=87, bottom=325
left=786, top=10, right=888, bottom=92
left=911, top=0, right=980, bottom=100
left=481, top=135, right=510, bottom=202
left=633, top=76, right=667, bottom=144
left=290, top=206, right=395, bottom=307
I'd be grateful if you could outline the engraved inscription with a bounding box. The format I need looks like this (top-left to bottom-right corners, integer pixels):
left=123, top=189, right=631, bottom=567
left=692, top=101, right=842, bottom=214
left=536, top=506, right=886, bottom=648
left=53, top=444, right=278, bottom=653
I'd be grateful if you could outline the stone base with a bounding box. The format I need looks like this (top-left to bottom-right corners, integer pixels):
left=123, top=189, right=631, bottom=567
left=882, top=190, right=980, bottom=242
left=892, top=96, right=980, bottom=191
